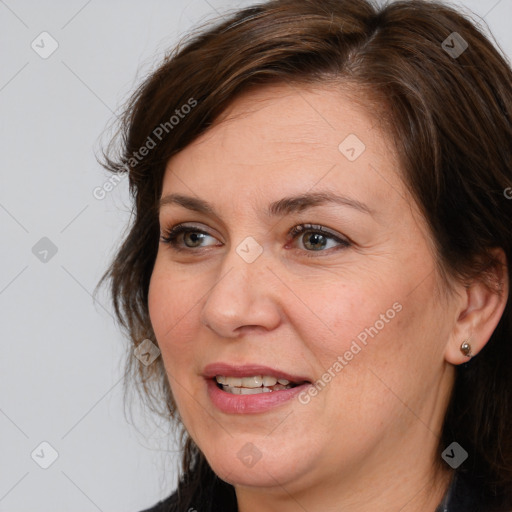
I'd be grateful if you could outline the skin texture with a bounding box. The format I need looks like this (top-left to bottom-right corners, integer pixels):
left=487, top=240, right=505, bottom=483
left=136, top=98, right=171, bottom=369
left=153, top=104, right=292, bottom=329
left=147, top=83, right=508, bottom=512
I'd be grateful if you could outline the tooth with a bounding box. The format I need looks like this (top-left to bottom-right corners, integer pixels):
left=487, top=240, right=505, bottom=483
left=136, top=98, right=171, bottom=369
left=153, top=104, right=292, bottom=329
left=241, top=376, right=263, bottom=388
left=277, top=378, right=290, bottom=385
left=216, top=376, right=226, bottom=385
left=220, top=383, right=296, bottom=395
left=225, top=377, right=242, bottom=387
left=239, top=387, right=264, bottom=395
left=262, top=376, right=277, bottom=386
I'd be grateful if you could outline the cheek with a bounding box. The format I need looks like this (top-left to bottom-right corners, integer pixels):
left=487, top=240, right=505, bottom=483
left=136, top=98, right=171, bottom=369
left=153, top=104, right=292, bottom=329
left=297, top=275, right=404, bottom=365
left=148, top=269, right=174, bottom=340
left=323, top=279, right=444, bottom=418
left=297, top=268, right=435, bottom=408
left=148, top=258, right=202, bottom=336
left=147, top=266, right=199, bottom=367
left=148, top=269, right=205, bottom=423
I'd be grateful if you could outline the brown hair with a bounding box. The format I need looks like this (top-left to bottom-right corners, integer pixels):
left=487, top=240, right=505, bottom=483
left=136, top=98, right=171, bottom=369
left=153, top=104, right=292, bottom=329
left=96, top=0, right=512, bottom=507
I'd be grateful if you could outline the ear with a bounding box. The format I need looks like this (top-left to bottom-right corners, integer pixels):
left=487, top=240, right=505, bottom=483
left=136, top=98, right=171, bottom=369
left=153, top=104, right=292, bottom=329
left=445, top=248, right=509, bottom=365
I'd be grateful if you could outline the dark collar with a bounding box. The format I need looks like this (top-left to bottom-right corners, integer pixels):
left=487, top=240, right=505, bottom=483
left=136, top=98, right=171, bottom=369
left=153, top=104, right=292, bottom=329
left=435, top=471, right=503, bottom=512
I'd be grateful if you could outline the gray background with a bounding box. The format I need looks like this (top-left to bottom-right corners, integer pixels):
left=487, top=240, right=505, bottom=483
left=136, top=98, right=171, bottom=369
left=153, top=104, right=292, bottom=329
left=1, top=0, right=511, bottom=510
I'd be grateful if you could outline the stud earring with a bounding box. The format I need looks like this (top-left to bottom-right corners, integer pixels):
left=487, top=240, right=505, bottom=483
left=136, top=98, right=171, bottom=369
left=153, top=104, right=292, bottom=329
left=460, top=339, right=472, bottom=358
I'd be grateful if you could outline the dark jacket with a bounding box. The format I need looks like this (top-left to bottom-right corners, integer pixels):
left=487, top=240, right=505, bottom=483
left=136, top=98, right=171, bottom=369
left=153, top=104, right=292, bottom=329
left=139, top=470, right=510, bottom=512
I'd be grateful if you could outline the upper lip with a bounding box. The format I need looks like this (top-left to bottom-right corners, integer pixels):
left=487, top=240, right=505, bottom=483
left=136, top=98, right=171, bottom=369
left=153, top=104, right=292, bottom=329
left=203, top=362, right=311, bottom=384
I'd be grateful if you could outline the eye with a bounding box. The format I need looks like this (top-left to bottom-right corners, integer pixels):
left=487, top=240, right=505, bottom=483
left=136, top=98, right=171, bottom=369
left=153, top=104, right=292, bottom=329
left=160, top=224, right=220, bottom=251
left=287, top=223, right=350, bottom=255
left=160, top=222, right=351, bottom=256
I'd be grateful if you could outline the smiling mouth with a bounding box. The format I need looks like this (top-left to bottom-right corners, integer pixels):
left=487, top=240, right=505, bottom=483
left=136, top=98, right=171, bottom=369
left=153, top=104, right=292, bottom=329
left=214, top=375, right=307, bottom=395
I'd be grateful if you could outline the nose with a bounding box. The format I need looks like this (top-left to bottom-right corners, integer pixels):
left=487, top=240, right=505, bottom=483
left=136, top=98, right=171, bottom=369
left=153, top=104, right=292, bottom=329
left=199, top=245, right=282, bottom=338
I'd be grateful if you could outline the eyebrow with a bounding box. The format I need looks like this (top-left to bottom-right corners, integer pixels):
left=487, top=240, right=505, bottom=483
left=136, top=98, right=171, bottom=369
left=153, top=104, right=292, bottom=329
left=158, top=191, right=374, bottom=218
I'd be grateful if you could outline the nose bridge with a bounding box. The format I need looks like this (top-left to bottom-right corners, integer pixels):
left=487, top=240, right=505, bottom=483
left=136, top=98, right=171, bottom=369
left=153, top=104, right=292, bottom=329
left=199, top=239, right=281, bottom=337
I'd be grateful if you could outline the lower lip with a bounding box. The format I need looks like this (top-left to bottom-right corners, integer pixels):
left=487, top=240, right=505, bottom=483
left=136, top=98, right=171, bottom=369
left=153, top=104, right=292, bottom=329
left=206, top=378, right=311, bottom=414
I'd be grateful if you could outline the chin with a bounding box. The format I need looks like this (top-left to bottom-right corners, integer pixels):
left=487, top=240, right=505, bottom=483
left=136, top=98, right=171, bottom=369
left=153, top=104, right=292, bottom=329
left=203, top=442, right=308, bottom=489
left=211, top=459, right=293, bottom=488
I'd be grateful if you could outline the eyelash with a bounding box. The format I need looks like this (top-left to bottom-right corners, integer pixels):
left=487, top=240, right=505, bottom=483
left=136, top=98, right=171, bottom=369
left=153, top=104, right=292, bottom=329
left=159, top=223, right=351, bottom=257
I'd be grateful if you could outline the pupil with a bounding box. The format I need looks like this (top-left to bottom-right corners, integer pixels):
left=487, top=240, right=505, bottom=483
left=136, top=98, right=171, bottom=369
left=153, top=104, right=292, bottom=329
left=185, top=232, right=203, bottom=247
left=305, top=233, right=326, bottom=250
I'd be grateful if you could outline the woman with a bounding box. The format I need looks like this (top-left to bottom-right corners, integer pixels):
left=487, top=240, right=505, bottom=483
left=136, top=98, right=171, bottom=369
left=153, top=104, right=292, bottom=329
left=97, top=0, right=512, bottom=510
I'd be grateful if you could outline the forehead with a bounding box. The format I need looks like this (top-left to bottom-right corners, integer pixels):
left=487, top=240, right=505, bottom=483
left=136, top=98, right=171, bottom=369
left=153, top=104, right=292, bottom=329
left=181, top=83, right=390, bottom=158
left=161, top=83, right=405, bottom=217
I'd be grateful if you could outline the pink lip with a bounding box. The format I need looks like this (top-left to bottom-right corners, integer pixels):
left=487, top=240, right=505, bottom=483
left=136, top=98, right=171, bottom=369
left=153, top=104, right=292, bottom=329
left=203, top=362, right=312, bottom=415
left=206, top=378, right=311, bottom=414
left=202, top=362, right=310, bottom=383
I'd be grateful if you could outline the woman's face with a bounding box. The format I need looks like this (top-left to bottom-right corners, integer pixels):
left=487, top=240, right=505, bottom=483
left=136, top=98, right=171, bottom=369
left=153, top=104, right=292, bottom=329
left=148, top=84, right=457, bottom=498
